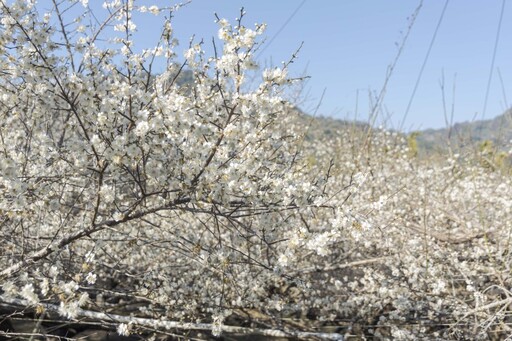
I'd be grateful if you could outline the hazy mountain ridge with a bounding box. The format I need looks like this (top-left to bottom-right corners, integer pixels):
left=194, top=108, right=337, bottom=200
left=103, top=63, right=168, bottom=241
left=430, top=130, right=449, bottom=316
left=416, top=109, right=512, bottom=152
left=305, top=109, right=512, bottom=155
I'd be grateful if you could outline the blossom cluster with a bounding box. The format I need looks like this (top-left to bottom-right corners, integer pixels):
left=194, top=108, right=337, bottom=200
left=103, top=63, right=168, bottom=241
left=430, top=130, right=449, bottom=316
left=0, top=0, right=328, bottom=337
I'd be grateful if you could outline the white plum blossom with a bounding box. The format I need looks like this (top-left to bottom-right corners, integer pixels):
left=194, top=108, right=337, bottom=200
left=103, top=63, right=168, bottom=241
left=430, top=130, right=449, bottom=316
left=59, top=301, right=80, bottom=319
left=211, top=314, right=224, bottom=337
left=134, top=121, right=150, bottom=137
left=277, top=252, right=291, bottom=267
left=117, top=323, right=131, bottom=336
left=21, top=284, right=39, bottom=304
left=148, top=5, right=159, bottom=15
left=85, top=272, right=97, bottom=285
left=61, top=281, right=79, bottom=295
left=40, top=278, right=50, bottom=296
left=307, top=232, right=333, bottom=256
left=263, top=67, right=288, bottom=85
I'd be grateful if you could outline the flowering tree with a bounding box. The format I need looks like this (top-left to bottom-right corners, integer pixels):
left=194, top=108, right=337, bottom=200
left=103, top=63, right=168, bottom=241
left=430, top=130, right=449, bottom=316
left=0, top=0, right=348, bottom=339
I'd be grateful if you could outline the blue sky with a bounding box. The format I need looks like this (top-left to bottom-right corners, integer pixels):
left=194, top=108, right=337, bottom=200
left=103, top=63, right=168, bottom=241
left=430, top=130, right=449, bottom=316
left=92, top=1, right=511, bottom=130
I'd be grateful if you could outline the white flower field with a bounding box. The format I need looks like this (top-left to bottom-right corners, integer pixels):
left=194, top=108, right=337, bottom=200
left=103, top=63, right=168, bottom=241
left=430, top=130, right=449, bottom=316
left=0, top=1, right=511, bottom=340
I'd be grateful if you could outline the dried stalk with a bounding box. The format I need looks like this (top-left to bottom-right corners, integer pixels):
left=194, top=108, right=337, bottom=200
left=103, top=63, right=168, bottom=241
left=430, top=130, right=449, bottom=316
left=1, top=297, right=344, bottom=340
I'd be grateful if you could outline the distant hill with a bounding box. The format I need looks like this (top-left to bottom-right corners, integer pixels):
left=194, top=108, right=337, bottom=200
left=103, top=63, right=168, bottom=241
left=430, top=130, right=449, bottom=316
left=416, top=109, right=512, bottom=153
left=295, top=108, right=511, bottom=164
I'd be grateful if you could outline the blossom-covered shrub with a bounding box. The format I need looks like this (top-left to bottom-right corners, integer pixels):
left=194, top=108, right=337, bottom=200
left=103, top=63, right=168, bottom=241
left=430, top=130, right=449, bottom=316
left=0, top=0, right=343, bottom=338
